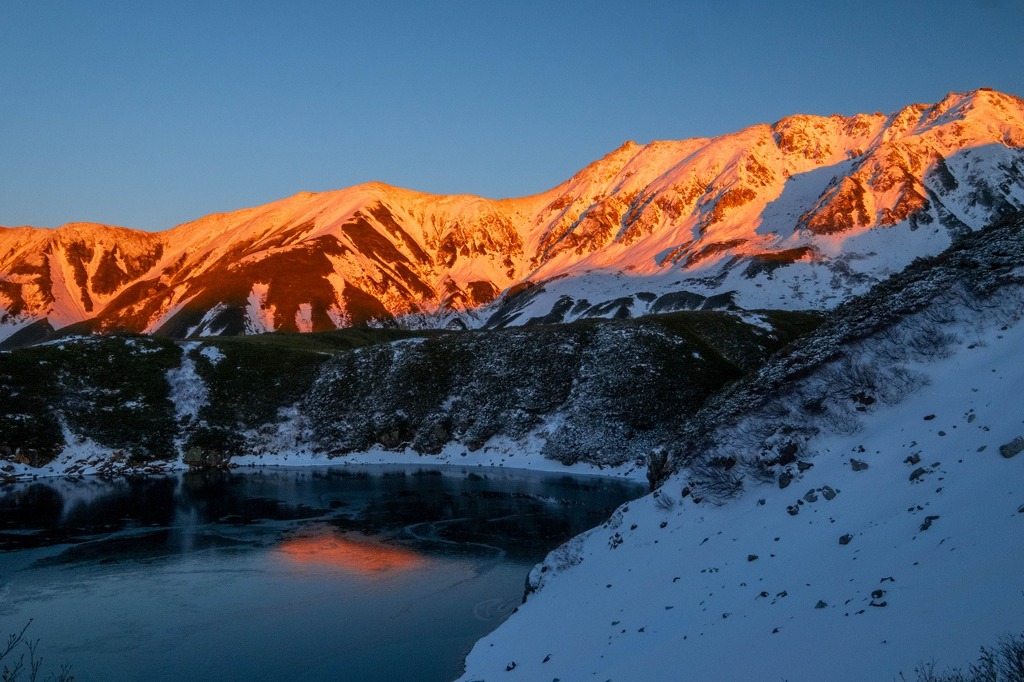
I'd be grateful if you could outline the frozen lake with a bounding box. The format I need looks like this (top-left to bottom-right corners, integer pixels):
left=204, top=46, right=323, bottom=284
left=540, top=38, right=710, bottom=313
left=0, top=465, right=642, bottom=681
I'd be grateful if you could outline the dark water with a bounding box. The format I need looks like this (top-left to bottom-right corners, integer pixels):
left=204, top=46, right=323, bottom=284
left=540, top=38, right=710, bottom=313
left=0, top=465, right=642, bottom=681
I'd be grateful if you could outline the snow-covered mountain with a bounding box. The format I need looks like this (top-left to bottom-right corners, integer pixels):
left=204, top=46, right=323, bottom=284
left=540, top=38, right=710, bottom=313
left=3, top=89, right=1024, bottom=346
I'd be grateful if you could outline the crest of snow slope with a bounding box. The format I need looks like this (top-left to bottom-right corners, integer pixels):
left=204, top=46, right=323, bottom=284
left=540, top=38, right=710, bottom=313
left=458, top=282, right=1024, bottom=680
left=3, top=90, right=1024, bottom=341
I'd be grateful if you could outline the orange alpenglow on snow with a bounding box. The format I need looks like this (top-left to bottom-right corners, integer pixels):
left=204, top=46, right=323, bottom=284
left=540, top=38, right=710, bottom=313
left=278, top=534, right=426, bottom=575
left=2, top=89, right=1024, bottom=343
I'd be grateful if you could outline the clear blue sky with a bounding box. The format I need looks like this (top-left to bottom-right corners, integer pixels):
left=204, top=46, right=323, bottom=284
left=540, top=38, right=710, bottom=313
left=2, top=0, right=1022, bottom=231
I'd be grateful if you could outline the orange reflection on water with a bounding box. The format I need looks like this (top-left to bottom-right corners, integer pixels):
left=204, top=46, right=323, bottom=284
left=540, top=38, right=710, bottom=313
left=279, top=533, right=425, bottom=575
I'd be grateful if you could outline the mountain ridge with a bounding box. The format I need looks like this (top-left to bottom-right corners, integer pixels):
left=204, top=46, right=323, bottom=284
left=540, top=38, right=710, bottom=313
left=3, top=88, right=1023, bottom=346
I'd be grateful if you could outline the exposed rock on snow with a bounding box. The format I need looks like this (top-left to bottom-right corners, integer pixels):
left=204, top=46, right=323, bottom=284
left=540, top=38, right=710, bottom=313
left=999, top=436, right=1024, bottom=458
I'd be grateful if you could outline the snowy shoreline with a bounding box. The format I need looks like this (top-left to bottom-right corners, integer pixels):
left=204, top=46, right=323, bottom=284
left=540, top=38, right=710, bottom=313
left=2, top=437, right=650, bottom=485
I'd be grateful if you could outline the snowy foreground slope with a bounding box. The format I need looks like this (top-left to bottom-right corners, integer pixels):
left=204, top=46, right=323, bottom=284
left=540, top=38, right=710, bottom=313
left=459, top=231, right=1024, bottom=680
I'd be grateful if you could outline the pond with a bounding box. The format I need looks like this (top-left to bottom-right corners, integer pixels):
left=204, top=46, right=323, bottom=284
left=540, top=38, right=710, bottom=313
left=0, top=465, right=642, bottom=681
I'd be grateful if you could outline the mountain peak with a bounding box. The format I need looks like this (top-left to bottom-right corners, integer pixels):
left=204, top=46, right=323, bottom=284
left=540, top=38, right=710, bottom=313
left=2, top=90, right=1024, bottom=345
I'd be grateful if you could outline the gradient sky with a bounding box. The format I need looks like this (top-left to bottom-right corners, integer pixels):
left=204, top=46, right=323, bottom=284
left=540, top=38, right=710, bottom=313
left=2, top=0, right=1023, bottom=232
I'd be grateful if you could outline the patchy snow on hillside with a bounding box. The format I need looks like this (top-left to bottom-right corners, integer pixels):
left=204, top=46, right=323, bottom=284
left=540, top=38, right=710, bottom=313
left=245, top=282, right=276, bottom=334
left=459, top=292, right=1024, bottom=681
left=166, top=342, right=208, bottom=459
left=2, top=417, right=187, bottom=480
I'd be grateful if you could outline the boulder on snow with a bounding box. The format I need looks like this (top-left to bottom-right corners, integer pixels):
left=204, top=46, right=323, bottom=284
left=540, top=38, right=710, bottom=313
left=999, top=436, right=1024, bottom=458
left=850, top=458, right=869, bottom=471
left=839, top=534, right=853, bottom=545
left=778, top=471, right=793, bottom=489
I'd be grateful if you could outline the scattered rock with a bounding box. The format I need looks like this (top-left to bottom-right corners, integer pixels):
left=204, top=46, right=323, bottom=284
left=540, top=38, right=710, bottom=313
left=506, top=662, right=516, bottom=671
left=850, top=458, right=869, bottom=471
left=748, top=554, right=759, bottom=562
left=778, top=471, right=793, bottom=489
left=543, top=655, right=551, bottom=663
left=803, top=489, right=819, bottom=503
left=871, top=589, right=885, bottom=599
left=786, top=505, right=800, bottom=516
left=906, top=453, right=922, bottom=465
left=815, top=600, right=828, bottom=609
left=1018, top=504, right=1024, bottom=514
left=797, top=461, right=814, bottom=473
left=757, top=498, right=766, bottom=506
left=660, top=521, right=668, bottom=528
left=821, top=485, right=838, bottom=501
left=909, top=467, right=928, bottom=481
left=919, top=515, right=940, bottom=531
left=777, top=442, right=799, bottom=465
left=924, top=414, right=936, bottom=421
left=839, top=534, right=853, bottom=545
left=870, top=600, right=888, bottom=608
left=999, top=436, right=1024, bottom=459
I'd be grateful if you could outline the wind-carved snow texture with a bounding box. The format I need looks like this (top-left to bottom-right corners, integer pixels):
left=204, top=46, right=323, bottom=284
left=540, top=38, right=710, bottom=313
left=459, top=218, right=1024, bottom=682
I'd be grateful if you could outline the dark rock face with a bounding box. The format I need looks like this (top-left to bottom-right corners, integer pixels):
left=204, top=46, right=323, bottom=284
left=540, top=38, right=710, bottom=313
left=999, top=436, right=1024, bottom=459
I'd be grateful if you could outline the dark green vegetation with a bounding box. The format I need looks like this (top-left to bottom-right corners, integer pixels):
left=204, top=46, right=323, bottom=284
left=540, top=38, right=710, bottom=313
left=306, top=311, right=820, bottom=465
left=0, top=335, right=180, bottom=467
left=0, top=310, right=821, bottom=475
